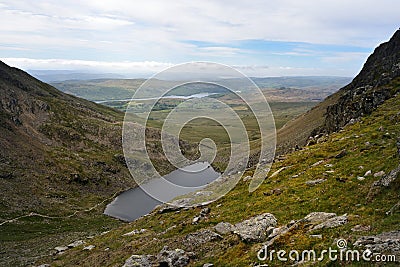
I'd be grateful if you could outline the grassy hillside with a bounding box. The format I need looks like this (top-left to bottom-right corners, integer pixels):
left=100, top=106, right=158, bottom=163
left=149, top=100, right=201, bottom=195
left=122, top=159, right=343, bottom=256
left=41, top=87, right=399, bottom=267
left=0, top=61, right=198, bottom=266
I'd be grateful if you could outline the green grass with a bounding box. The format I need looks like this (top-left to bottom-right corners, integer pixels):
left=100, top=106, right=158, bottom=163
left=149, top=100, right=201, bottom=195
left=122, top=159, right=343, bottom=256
left=42, top=92, right=400, bottom=266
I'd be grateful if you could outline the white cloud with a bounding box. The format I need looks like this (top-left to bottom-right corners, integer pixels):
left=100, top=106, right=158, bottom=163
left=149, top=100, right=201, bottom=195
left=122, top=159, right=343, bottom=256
left=1, top=58, right=173, bottom=74
left=0, top=0, right=398, bottom=76
left=321, top=52, right=371, bottom=63
left=1, top=57, right=354, bottom=77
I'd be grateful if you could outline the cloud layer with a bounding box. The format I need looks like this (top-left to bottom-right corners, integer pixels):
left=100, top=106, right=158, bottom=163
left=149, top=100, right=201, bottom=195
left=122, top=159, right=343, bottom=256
left=0, top=0, right=398, bottom=76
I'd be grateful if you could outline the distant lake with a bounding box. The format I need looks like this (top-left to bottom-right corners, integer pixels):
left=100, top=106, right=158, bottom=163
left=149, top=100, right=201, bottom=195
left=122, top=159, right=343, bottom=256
left=95, top=92, right=217, bottom=104
left=104, top=162, right=220, bottom=222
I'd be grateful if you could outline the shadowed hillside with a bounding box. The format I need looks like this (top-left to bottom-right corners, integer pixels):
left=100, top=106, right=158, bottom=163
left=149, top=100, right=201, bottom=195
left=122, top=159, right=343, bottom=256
left=0, top=61, right=198, bottom=266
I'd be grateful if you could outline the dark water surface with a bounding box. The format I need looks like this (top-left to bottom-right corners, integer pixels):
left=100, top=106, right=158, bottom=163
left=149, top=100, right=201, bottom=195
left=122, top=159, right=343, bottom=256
left=104, top=162, right=220, bottom=221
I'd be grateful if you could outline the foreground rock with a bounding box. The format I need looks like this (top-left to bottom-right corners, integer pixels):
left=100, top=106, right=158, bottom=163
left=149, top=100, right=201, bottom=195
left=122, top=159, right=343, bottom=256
left=122, top=254, right=154, bottom=267
left=302, top=212, right=336, bottom=223
left=214, top=222, right=233, bottom=235
left=123, top=246, right=194, bottom=267
left=262, top=212, right=348, bottom=247
left=157, top=246, right=194, bottom=267
left=67, top=240, right=85, bottom=248
left=353, top=230, right=400, bottom=257
left=54, top=246, right=68, bottom=254
left=233, top=213, right=277, bottom=242
left=157, top=198, right=193, bottom=213
left=309, top=214, right=347, bottom=231
left=368, top=164, right=400, bottom=200
left=184, top=229, right=222, bottom=249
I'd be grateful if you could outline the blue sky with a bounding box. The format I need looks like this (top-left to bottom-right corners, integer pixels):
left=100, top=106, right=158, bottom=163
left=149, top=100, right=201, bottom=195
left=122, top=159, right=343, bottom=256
left=0, top=0, right=398, bottom=77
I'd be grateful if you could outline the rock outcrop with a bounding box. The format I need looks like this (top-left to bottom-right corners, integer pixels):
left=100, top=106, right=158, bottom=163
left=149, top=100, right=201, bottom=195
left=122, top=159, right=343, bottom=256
left=157, top=247, right=194, bottom=267
left=276, top=29, right=400, bottom=154
left=353, top=230, right=400, bottom=257
left=122, top=254, right=155, bottom=267
left=233, top=213, right=277, bottom=242
left=319, top=29, right=400, bottom=134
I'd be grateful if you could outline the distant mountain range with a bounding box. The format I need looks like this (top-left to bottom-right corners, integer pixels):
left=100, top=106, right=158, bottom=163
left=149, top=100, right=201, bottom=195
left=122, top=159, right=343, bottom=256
left=49, top=76, right=351, bottom=103
left=27, top=70, right=126, bottom=82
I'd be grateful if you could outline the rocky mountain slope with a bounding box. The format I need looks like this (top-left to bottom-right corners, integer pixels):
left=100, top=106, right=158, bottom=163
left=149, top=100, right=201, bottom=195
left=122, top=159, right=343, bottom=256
left=41, top=72, right=400, bottom=267
left=35, top=30, right=400, bottom=266
left=277, top=29, right=400, bottom=154
left=0, top=61, right=197, bottom=266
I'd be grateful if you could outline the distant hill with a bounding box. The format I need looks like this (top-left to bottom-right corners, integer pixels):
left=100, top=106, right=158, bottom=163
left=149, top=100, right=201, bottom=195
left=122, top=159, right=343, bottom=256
left=28, top=70, right=126, bottom=82
left=252, top=76, right=351, bottom=90
left=50, top=76, right=351, bottom=103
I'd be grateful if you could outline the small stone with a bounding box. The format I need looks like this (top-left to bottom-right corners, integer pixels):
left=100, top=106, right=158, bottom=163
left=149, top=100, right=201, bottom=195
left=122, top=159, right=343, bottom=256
left=303, top=212, right=337, bottom=223
left=83, top=245, right=95, bottom=251
left=311, top=160, right=324, bottom=167
left=54, top=246, right=68, bottom=253
left=305, top=179, right=326, bottom=186
left=324, top=164, right=334, bottom=168
left=192, top=216, right=201, bottom=224
left=310, top=234, right=322, bottom=239
left=122, top=229, right=146, bottom=236
left=291, top=174, right=299, bottom=178
left=200, top=207, right=210, bottom=216
left=364, top=170, right=372, bottom=176
left=357, top=176, right=365, bottom=181
left=203, top=263, right=214, bottom=267
left=67, top=240, right=85, bottom=248
left=335, top=149, right=347, bottom=159
left=351, top=225, right=371, bottom=232
left=374, top=171, right=385, bottom=177
left=311, top=214, right=348, bottom=231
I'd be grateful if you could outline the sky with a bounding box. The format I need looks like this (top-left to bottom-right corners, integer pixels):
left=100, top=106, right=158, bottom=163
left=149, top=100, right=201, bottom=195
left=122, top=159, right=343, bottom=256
left=0, top=0, right=399, bottom=77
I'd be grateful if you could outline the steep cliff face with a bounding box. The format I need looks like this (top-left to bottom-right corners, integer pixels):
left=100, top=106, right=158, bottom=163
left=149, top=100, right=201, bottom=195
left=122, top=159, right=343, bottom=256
left=321, top=29, right=400, bottom=133
left=277, top=29, right=400, bottom=154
